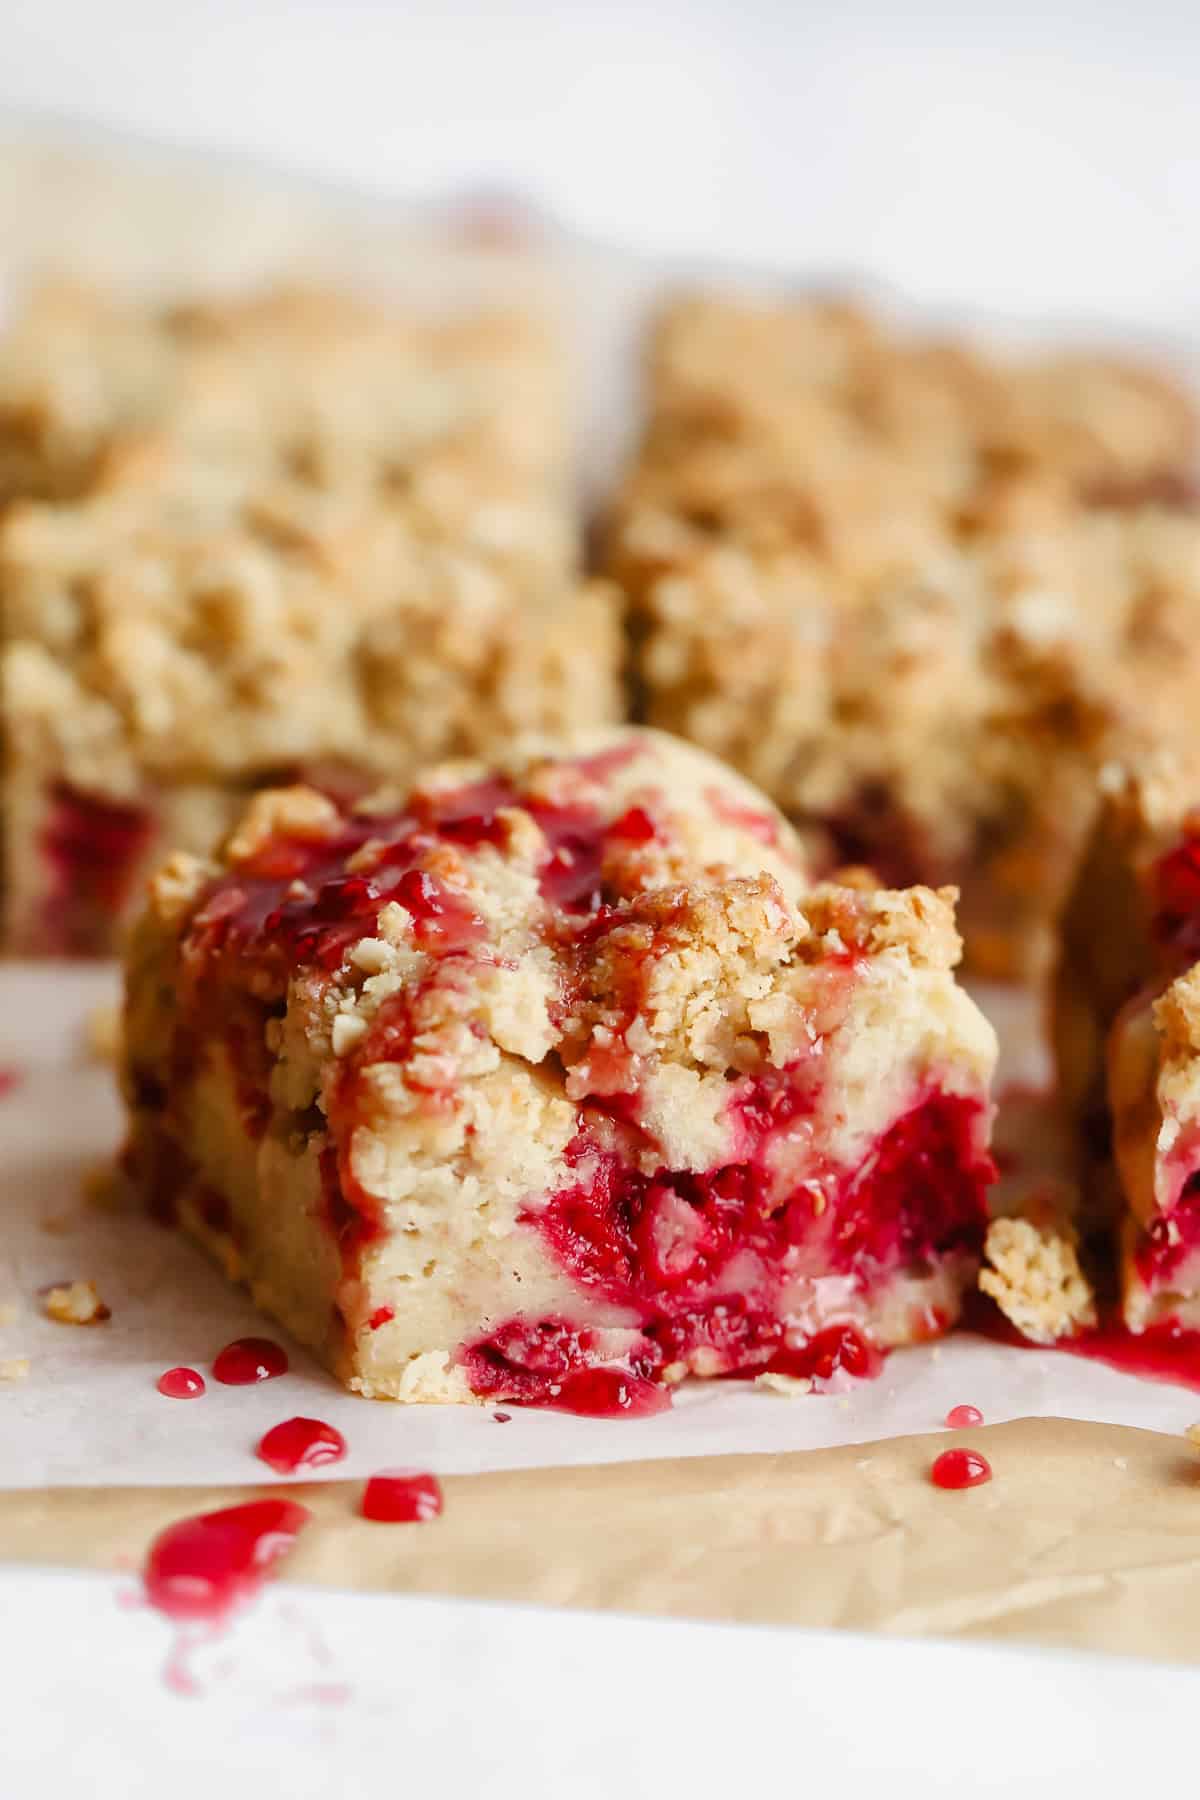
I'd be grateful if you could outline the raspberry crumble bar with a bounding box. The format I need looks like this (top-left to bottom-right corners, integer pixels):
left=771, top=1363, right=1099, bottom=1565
left=1054, top=753, right=1200, bottom=1330
left=607, top=294, right=1199, bottom=976
left=120, top=728, right=997, bottom=1405
left=1, top=284, right=618, bottom=954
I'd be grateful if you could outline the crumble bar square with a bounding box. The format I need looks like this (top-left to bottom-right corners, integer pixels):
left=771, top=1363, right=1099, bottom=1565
left=607, top=294, right=1200, bottom=977
left=120, top=728, right=996, bottom=1406
left=1054, top=752, right=1200, bottom=1330
left=0, top=284, right=620, bottom=953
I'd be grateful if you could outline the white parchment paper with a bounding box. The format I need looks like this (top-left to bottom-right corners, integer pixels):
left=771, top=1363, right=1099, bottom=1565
left=1, top=966, right=1197, bottom=1489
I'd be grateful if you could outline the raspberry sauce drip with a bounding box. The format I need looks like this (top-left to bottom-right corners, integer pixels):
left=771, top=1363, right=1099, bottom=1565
left=540, top=1368, right=672, bottom=1417
left=256, top=1417, right=347, bottom=1474
left=143, top=1499, right=311, bottom=1621
left=968, top=1294, right=1200, bottom=1393
left=212, top=1337, right=289, bottom=1385
left=944, top=1403, right=984, bottom=1428
left=930, top=1448, right=992, bottom=1490
left=361, top=1471, right=444, bottom=1522
left=157, top=1367, right=206, bottom=1399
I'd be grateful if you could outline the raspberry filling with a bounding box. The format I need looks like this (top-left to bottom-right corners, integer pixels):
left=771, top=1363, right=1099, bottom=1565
left=464, top=1086, right=992, bottom=1403
left=1152, top=835, right=1200, bottom=962
left=39, top=781, right=155, bottom=954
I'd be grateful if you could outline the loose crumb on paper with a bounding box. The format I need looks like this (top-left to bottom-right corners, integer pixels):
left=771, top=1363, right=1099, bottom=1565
left=754, top=1372, right=813, bottom=1397
left=85, top=1004, right=122, bottom=1065
left=0, top=1358, right=30, bottom=1382
left=0, top=1303, right=16, bottom=1328
left=41, top=1280, right=111, bottom=1325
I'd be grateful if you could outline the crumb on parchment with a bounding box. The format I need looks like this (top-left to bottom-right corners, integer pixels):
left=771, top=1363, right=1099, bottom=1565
left=84, top=1003, right=122, bottom=1064
left=979, top=1213, right=1097, bottom=1345
left=0, top=1358, right=29, bottom=1382
left=41, top=1280, right=111, bottom=1325
left=754, top=1372, right=813, bottom=1397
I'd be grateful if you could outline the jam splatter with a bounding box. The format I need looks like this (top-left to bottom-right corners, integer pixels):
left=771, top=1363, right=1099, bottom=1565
left=158, top=1367, right=206, bottom=1399
left=944, top=1403, right=984, bottom=1428
left=143, top=1499, right=311, bottom=1622
left=256, top=1417, right=347, bottom=1475
left=930, top=1448, right=992, bottom=1490
left=361, top=1471, right=444, bottom=1522
left=212, top=1337, right=289, bottom=1385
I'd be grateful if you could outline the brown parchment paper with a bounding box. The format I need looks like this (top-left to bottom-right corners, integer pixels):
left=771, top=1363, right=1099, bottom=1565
left=4, top=1417, right=1200, bottom=1662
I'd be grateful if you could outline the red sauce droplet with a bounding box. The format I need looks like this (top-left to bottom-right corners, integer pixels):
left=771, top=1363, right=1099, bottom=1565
left=0, top=1069, right=21, bottom=1099
left=930, top=1448, right=992, bottom=1490
left=544, top=1368, right=673, bottom=1417
left=256, top=1417, right=347, bottom=1475
left=361, top=1471, right=444, bottom=1522
left=493, top=1410, right=512, bottom=1423
left=143, top=1499, right=311, bottom=1621
left=945, top=1403, right=984, bottom=1428
left=212, top=1337, right=289, bottom=1385
left=157, top=1366, right=206, bottom=1399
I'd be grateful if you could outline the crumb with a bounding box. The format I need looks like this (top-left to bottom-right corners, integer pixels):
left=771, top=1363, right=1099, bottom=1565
left=979, top=1213, right=1097, bottom=1344
left=0, top=1303, right=16, bottom=1327
left=836, top=1397, right=850, bottom=1411
left=1186, top=1423, right=1200, bottom=1452
left=1113, top=1456, right=1129, bottom=1470
left=0, top=1358, right=29, bottom=1382
left=754, top=1371, right=814, bottom=1397
left=85, top=1003, right=122, bottom=1064
left=41, top=1280, right=111, bottom=1325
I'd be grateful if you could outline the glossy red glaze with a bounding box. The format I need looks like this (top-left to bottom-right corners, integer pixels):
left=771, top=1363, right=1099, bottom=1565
left=930, top=1448, right=992, bottom=1490
left=157, top=1367, right=206, bottom=1400
left=944, top=1403, right=984, bottom=1428
left=361, top=1471, right=444, bottom=1523
left=212, top=1337, right=289, bottom=1385
left=256, top=1417, right=347, bottom=1475
left=143, top=1499, right=311, bottom=1620
left=969, top=1293, right=1200, bottom=1394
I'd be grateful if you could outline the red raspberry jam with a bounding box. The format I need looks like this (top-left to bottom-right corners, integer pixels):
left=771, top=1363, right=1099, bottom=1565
left=143, top=1499, right=311, bottom=1621
left=367, top=1306, right=395, bottom=1331
left=361, top=1471, right=444, bottom=1523
left=930, top=1448, right=992, bottom=1490
left=256, top=1417, right=347, bottom=1475
left=212, top=1337, right=289, bottom=1385
left=157, top=1367, right=206, bottom=1399
left=1153, top=836, right=1200, bottom=959
left=39, top=781, right=155, bottom=955
left=944, top=1404, right=984, bottom=1428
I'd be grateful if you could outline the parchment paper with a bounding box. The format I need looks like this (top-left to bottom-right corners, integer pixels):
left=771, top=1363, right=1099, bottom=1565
left=3, top=967, right=1200, bottom=1492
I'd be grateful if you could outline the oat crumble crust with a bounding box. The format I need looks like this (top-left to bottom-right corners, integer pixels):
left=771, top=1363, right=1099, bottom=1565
left=120, top=726, right=997, bottom=1404
left=607, top=293, right=1200, bottom=977
left=41, top=1280, right=111, bottom=1326
left=980, top=1214, right=1097, bottom=1344
left=0, top=281, right=621, bottom=954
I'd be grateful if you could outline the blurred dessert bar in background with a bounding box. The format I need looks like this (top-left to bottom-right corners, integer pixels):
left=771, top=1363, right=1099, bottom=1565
left=607, top=293, right=1200, bottom=977
left=0, top=283, right=620, bottom=954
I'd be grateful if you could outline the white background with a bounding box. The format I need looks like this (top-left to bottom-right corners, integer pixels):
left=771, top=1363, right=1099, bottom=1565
left=1, top=0, right=1199, bottom=327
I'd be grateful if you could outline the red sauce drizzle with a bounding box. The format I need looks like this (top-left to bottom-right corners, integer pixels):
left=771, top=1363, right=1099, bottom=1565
left=212, top=1337, right=289, bottom=1385
left=944, top=1403, right=984, bottom=1428
left=969, top=1293, right=1200, bottom=1394
left=157, top=1366, right=206, bottom=1399
left=361, top=1471, right=444, bottom=1522
left=256, top=1417, right=347, bottom=1474
left=143, top=1499, right=311, bottom=1621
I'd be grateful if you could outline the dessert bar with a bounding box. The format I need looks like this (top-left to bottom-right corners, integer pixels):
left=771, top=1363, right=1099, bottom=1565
left=607, top=294, right=1200, bottom=976
left=1054, top=753, right=1200, bottom=1330
left=120, top=728, right=997, bottom=1405
left=0, top=284, right=619, bottom=953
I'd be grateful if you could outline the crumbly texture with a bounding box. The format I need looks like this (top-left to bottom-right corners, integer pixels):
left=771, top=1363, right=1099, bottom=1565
left=607, top=293, right=1200, bottom=978
left=0, top=282, right=620, bottom=954
left=41, top=1280, right=111, bottom=1325
left=979, top=1214, right=1097, bottom=1344
left=120, top=727, right=997, bottom=1406
left=1054, top=751, right=1200, bottom=1329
